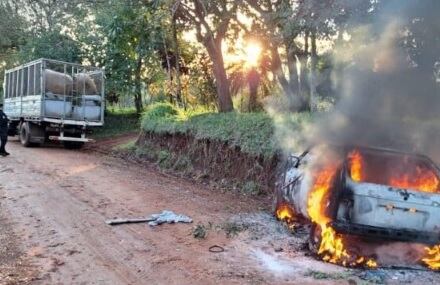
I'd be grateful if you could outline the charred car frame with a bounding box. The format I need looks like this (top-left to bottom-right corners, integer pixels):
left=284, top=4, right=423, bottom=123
left=276, top=146, right=440, bottom=245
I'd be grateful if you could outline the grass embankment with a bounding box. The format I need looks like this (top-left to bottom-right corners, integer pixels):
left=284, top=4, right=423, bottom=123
left=92, top=109, right=140, bottom=138
left=123, top=102, right=311, bottom=194
left=141, top=103, right=277, bottom=157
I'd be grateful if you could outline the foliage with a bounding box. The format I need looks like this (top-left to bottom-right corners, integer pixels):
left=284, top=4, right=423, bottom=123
left=2, top=0, right=435, bottom=120
left=143, top=102, right=178, bottom=120
left=0, top=1, right=26, bottom=50
left=0, top=1, right=27, bottom=99
left=141, top=103, right=310, bottom=157
left=183, top=51, right=218, bottom=108
left=192, top=224, right=208, bottom=239
left=175, top=0, right=241, bottom=112
left=18, top=30, right=82, bottom=63
left=242, top=181, right=262, bottom=195
left=92, top=110, right=140, bottom=138
left=11, top=0, right=89, bottom=34
left=96, top=0, right=168, bottom=113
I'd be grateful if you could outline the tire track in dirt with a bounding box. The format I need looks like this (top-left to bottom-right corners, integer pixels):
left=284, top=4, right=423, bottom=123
left=0, top=140, right=276, bottom=284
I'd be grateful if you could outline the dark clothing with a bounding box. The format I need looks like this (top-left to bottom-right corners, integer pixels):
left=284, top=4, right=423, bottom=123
left=0, top=110, right=8, bottom=154
left=0, top=135, right=7, bottom=154
left=0, top=110, right=8, bottom=137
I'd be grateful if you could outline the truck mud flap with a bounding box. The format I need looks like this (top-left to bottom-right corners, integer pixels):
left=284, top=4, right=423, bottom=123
left=28, top=123, right=45, bottom=143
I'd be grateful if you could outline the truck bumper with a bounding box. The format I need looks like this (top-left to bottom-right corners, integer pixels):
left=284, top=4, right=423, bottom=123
left=49, top=135, right=95, bottom=143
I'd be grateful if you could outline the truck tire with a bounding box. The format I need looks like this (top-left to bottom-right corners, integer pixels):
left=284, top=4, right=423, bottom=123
left=19, top=122, right=32, bottom=147
left=63, top=141, right=84, bottom=150
left=7, top=122, right=18, bottom=136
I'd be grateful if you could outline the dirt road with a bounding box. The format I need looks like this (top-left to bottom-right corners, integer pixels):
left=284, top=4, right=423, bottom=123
left=1, top=138, right=436, bottom=285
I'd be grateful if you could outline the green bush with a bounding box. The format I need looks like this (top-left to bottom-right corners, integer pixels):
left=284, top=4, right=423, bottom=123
left=92, top=109, right=139, bottom=138
left=140, top=102, right=312, bottom=158
left=143, top=102, right=178, bottom=120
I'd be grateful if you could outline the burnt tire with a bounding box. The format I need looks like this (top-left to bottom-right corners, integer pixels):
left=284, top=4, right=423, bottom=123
left=272, top=156, right=291, bottom=214
left=63, top=141, right=84, bottom=150
left=19, top=122, right=32, bottom=147
left=308, top=223, right=321, bottom=254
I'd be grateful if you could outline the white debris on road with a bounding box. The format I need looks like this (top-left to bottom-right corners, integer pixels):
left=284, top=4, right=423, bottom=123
left=148, top=210, right=193, bottom=226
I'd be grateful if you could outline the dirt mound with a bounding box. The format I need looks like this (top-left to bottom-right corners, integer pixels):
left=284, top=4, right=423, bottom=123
left=137, top=131, right=279, bottom=194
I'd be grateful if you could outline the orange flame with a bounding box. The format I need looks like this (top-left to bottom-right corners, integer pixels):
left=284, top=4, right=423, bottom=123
left=308, top=163, right=377, bottom=268
left=422, top=245, right=440, bottom=270
left=347, top=150, right=363, bottom=182
left=348, top=149, right=439, bottom=193
left=276, top=203, right=295, bottom=224
left=390, top=166, right=439, bottom=193
left=307, top=165, right=337, bottom=226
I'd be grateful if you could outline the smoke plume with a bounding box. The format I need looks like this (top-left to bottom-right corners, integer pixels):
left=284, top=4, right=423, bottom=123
left=310, top=0, right=440, bottom=161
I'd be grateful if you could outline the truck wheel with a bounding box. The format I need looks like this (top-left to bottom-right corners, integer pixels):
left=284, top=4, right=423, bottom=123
left=63, top=141, right=84, bottom=150
left=19, top=122, right=32, bottom=147
left=7, top=122, right=18, bottom=136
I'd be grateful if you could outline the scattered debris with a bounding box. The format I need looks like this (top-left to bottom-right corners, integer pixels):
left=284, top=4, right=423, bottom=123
left=148, top=210, right=192, bottom=226
left=209, top=245, right=225, bottom=253
left=192, top=224, right=208, bottom=239
left=106, top=210, right=192, bottom=227
left=221, top=221, right=249, bottom=238
left=105, top=217, right=155, bottom=225
left=274, top=247, right=283, bottom=253
left=357, top=270, right=388, bottom=284
left=48, top=242, right=65, bottom=248
left=304, top=269, right=352, bottom=280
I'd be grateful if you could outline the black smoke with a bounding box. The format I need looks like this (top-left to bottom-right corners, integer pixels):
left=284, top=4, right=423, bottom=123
left=312, top=0, right=440, bottom=162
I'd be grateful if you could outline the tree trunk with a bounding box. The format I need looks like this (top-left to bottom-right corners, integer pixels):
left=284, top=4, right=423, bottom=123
left=172, top=15, right=183, bottom=108
left=247, top=68, right=260, bottom=112
left=162, top=35, right=173, bottom=104
left=134, top=55, right=143, bottom=114
left=309, top=31, right=318, bottom=112
left=299, top=31, right=310, bottom=111
left=205, top=40, right=233, bottom=112
left=333, top=30, right=344, bottom=99
left=270, top=44, right=298, bottom=110
left=285, top=41, right=299, bottom=95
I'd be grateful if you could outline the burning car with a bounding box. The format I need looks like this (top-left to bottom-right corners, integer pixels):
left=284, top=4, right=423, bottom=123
left=275, top=145, right=440, bottom=268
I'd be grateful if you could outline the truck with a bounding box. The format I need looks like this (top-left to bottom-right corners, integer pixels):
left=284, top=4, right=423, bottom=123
left=2, top=58, right=104, bottom=149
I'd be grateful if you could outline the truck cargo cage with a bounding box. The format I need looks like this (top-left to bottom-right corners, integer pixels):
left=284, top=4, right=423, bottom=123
left=3, top=58, right=104, bottom=126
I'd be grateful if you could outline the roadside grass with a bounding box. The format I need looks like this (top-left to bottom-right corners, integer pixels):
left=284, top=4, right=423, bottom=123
left=141, top=102, right=312, bottom=158
left=92, top=109, right=140, bottom=138
left=113, top=140, right=137, bottom=151
left=109, top=102, right=313, bottom=196
left=304, top=270, right=354, bottom=281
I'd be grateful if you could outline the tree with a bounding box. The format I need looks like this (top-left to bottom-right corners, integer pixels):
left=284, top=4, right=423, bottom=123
left=0, top=1, right=27, bottom=99
left=175, top=0, right=240, bottom=112
left=97, top=0, right=167, bottom=114
left=245, top=0, right=377, bottom=111
left=18, top=31, right=82, bottom=63
left=19, top=0, right=92, bottom=34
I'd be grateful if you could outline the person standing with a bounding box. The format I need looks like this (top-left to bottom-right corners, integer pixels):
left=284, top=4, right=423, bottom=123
left=0, top=103, right=9, bottom=156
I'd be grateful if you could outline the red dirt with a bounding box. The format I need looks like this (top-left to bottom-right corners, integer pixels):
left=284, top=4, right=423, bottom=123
left=0, top=137, right=369, bottom=284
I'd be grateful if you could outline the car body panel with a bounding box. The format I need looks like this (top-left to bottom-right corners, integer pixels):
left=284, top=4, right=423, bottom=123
left=277, top=146, right=440, bottom=244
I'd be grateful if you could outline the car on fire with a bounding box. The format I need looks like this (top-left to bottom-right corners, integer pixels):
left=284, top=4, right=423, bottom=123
left=275, top=145, right=440, bottom=245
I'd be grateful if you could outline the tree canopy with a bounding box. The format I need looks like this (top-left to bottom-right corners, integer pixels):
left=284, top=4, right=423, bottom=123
left=0, top=0, right=437, bottom=114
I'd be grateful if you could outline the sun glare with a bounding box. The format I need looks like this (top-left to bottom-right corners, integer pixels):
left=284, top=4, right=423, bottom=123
left=244, top=42, right=262, bottom=67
